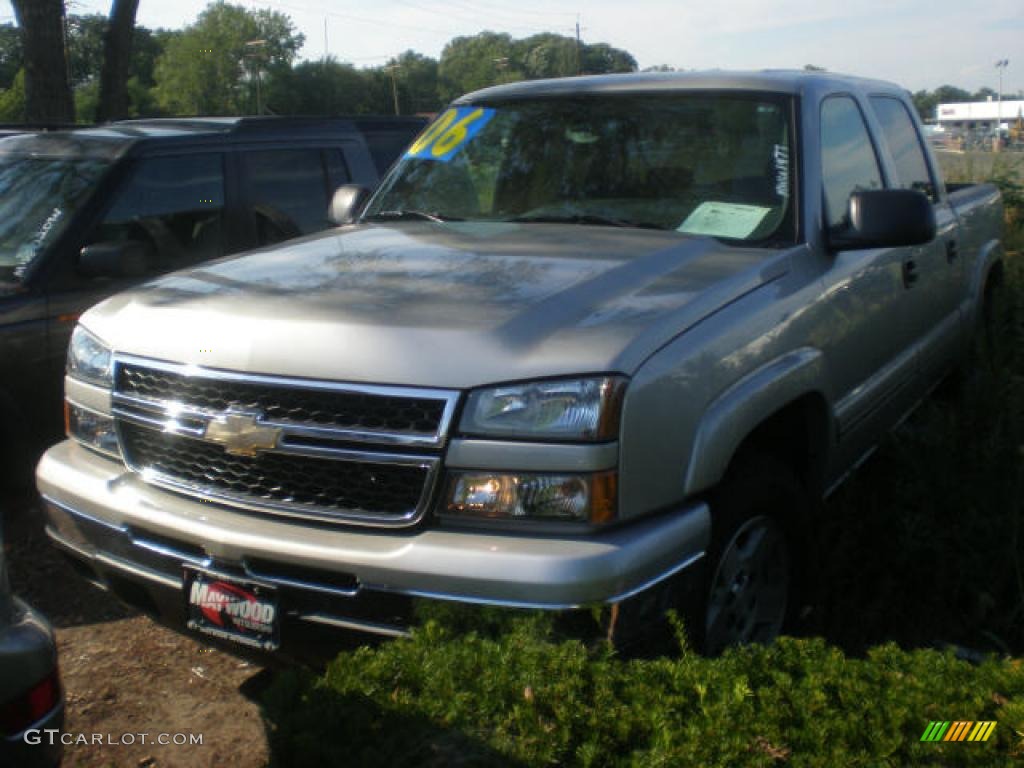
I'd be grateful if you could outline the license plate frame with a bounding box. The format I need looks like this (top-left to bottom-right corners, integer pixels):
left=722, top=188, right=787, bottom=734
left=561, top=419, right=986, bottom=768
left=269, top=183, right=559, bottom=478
left=184, top=568, right=280, bottom=651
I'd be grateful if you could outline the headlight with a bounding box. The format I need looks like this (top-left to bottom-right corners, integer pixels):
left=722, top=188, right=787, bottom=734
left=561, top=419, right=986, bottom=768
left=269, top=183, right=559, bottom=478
left=460, top=376, right=627, bottom=441
left=67, top=325, right=113, bottom=387
left=445, top=470, right=617, bottom=523
left=65, top=402, right=120, bottom=459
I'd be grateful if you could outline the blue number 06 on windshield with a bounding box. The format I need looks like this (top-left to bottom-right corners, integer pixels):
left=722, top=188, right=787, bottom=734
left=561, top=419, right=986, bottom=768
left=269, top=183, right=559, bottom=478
left=405, top=107, right=496, bottom=162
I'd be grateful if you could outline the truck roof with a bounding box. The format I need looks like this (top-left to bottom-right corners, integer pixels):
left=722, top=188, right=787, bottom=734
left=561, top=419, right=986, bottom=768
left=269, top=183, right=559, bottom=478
left=456, top=69, right=907, bottom=103
left=0, top=115, right=426, bottom=160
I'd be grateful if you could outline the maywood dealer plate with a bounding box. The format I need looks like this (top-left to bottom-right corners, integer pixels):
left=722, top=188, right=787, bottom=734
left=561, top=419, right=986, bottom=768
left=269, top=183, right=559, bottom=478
left=185, top=569, right=280, bottom=651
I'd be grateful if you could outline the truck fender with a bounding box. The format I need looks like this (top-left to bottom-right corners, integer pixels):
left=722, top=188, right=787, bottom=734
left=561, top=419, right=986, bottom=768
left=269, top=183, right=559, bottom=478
left=684, top=347, right=832, bottom=495
left=965, top=238, right=1004, bottom=325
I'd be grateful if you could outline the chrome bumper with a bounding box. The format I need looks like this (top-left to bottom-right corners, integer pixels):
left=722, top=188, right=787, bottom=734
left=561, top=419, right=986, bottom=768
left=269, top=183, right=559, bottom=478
left=37, top=441, right=709, bottom=636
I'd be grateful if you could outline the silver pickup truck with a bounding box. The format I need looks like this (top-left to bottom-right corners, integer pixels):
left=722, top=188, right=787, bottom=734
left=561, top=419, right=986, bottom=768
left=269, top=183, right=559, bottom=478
left=36, top=71, right=1004, bottom=655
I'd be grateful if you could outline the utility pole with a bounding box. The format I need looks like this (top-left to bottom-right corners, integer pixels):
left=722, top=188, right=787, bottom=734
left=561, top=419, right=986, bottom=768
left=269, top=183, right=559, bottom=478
left=385, top=64, right=400, bottom=115
left=245, top=39, right=267, bottom=115
left=995, top=59, right=1009, bottom=152
left=575, top=14, right=581, bottom=75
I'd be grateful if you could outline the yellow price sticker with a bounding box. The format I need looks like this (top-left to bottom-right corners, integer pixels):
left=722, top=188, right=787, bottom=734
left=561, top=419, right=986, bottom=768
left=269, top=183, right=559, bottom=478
left=406, top=107, right=496, bottom=162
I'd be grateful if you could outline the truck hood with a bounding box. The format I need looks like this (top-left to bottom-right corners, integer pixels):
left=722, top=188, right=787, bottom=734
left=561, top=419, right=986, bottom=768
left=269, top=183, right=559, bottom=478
left=83, top=222, right=791, bottom=389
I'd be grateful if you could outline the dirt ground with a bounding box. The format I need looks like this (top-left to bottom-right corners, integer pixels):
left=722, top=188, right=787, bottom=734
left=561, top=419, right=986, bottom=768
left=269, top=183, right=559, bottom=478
left=4, top=492, right=273, bottom=768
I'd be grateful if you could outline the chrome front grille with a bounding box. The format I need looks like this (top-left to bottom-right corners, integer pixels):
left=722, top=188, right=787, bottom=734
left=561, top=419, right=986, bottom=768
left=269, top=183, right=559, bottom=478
left=111, top=356, right=459, bottom=527
left=118, top=363, right=447, bottom=439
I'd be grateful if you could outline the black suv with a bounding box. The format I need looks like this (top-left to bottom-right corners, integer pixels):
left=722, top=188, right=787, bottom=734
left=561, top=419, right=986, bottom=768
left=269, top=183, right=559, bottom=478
left=0, top=115, right=426, bottom=483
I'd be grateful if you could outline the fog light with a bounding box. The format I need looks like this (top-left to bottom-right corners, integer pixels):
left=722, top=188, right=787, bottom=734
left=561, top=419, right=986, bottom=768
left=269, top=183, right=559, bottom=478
left=66, top=401, right=120, bottom=459
left=445, top=471, right=616, bottom=523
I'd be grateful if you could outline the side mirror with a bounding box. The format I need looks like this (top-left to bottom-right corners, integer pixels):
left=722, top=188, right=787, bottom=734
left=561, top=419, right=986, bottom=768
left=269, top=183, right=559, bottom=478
left=78, top=241, right=151, bottom=278
left=828, top=189, right=936, bottom=250
left=328, top=185, right=371, bottom=226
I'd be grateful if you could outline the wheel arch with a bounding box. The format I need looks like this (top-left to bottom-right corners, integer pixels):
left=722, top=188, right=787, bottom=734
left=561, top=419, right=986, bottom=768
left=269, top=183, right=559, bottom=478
left=684, top=347, right=834, bottom=499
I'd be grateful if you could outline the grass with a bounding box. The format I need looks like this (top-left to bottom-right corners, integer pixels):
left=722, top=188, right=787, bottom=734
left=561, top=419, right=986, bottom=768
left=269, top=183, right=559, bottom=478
left=261, top=165, right=1024, bottom=767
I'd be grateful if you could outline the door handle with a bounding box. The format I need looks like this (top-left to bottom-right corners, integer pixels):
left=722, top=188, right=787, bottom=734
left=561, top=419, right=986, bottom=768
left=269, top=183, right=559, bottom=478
left=945, top=239, right=959, bottom=263
left=902, top=259, right=918, bottom=289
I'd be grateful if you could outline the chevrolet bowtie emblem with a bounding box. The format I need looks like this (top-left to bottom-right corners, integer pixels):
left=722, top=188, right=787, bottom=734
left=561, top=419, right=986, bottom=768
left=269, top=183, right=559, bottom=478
left=204, top=410, right=281, bottom=457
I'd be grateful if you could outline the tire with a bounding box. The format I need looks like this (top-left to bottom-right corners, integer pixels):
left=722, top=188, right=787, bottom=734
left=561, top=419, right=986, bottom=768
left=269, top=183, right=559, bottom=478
left=695, top=455, right=806, bottom=655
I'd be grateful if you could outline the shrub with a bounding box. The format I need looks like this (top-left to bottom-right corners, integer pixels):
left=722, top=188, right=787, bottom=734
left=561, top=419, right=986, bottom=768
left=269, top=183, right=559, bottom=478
left=263, top=619, right=1024, bottom=767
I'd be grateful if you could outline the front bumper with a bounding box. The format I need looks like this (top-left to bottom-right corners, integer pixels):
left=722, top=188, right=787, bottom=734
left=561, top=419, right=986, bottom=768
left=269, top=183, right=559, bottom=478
left=0, top=597, right=64, bottom=768
left=37, top=440, right=709, bottom=638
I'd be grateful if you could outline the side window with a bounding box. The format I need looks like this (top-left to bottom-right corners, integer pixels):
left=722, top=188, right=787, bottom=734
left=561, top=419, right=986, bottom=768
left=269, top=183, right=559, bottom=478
left=869, top=96, right=936, bottom=201
left=325, top=149, right=351, bottom=192
left=820, top=96, right=883, bottom=230
left=240, top=149, right=332, bottom=246
left=90, top=153, right=225, bottom=273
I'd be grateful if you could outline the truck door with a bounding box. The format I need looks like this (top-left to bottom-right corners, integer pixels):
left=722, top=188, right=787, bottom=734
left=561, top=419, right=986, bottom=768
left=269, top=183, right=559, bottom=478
left=868, top=96, right=962, bottom=381
left=818, top=95, right=921, bottom=447
left=236, top=147, right=347, bottom=249
left=45, top=152, right=228, bottom=396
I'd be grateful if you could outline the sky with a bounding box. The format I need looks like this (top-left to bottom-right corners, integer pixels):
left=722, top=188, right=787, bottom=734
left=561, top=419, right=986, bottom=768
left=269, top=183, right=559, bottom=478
left=4, top=0, right=1022, bottom=96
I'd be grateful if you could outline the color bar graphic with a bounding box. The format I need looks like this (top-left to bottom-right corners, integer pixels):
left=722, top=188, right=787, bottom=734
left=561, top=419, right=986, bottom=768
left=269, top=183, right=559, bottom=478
left=921, top=721, right=996, bottom=742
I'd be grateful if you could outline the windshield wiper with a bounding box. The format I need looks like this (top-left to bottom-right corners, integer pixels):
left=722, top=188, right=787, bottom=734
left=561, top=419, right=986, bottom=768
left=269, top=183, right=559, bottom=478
left=363, top=210, right=463, bottom=223
left=508, top=213, right=664, bottom=230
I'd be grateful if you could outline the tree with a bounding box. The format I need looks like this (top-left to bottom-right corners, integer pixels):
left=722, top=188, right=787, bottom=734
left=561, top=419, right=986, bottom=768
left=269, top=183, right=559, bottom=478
left=153, top=2, right=303, bottom=116
left=66, top=14, right=108, bottom=88
left=0, top=68, right=26, bottom=121
left=265, top=59, right=372, bottom=115
left=438, top=32, right=521, bottom=102
left=579, top=43, right=636, bottom=75
left=517, top=33, right=577, bottom=79
left=912, top=89, right=938, bottom=121
left=973, top=86, right=997, bottom=102
left=933, top=85, right=971, bottom=104
left=97, top=0, right=140, bottom=121
left=391, top=50, right=441, bottom=114
left=0, top=24, right=23, bottom=90
left=10, top=0, right=74, bottom=122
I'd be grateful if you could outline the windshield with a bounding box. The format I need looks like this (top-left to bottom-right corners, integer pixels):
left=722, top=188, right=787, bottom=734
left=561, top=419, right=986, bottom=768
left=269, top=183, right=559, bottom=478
left=366, top=92, right=796, bottom=242
left=0, top=154, right=110, bottom=284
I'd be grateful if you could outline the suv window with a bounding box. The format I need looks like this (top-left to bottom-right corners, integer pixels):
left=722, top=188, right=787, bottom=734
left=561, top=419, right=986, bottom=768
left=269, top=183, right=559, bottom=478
left=869, top=96, right=936, bottom=201
left=240, top=149, right=336, bottom=246
left=89, top=153, right=225, bottom=273
left=820, top=96, right=883, bottom=230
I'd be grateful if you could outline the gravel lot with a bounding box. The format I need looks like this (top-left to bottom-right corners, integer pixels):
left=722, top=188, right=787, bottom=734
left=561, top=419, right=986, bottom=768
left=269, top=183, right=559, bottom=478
left=4, top=491, right=272, bottom=768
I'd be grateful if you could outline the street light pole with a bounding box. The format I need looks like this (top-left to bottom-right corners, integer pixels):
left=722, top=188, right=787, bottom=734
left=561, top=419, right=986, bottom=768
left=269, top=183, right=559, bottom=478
left=996, top=59, right=1009, bottom=151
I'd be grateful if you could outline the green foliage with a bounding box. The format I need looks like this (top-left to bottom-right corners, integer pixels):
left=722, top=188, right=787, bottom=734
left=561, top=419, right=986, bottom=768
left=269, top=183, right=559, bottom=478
left=263, top=619, right=1024, bottom=767
left=912, top=84, right=974, bottom=121
left=264, top=59, right=373, bottom=116
left=815, top=255, right=1024, bottom=654
left=66, top=14, right=108, bottom=89
left=438, top=31, right=637, bottom=103
left=153, top=1, right=303, bottom=116
left=390, top=50, right=443, bottom=114
left=0, top=23, right=22, bottom=91
left=439, top=31, right=522, bottom=103
left=937, top=153, right=1024, bottom=253
left=0, top=68, right=25, bottom=121
left=73, top=80, right=99, bottom=123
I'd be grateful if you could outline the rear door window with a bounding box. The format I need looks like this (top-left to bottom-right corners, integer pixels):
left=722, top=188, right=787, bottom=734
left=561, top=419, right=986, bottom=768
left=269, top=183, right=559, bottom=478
left=239, top=149, right=333, bottom=246
left=869, top=96, right=937, bottom=201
